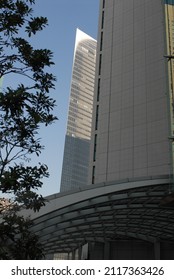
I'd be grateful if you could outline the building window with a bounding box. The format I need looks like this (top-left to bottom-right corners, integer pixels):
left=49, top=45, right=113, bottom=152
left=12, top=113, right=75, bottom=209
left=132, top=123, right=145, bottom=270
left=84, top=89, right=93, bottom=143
left=92, top=166, right=95, bottom=184
left=95, top=105, right=99, bottom=130
left=98, top=54, right=102, bottom=76
left=102, top=0, right=105, bottom=9
left=93, top=134, right=97, bottom=161
left=97, top=78, right=100, bottom=102
left=101, top=11, right=104, bottom=29
left=100, top=31, right=103, bottom=51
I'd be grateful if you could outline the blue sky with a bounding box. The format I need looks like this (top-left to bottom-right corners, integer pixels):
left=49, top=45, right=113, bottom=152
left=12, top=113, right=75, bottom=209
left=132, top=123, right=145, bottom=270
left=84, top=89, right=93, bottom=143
left=30, top=0, right=99, bottom=196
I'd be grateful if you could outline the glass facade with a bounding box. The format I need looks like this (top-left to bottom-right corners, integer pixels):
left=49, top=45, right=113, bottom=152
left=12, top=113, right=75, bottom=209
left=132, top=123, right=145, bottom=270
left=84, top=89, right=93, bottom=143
left=60, top=29, right=97, bottom=192
left=165, top=0, right=174, bottom=4
left=0, top=77, right=3, bottom=89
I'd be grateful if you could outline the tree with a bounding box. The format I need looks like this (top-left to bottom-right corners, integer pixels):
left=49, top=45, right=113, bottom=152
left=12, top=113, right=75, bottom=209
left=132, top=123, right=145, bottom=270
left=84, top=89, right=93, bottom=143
left=0, top=0, right=57, bottom=259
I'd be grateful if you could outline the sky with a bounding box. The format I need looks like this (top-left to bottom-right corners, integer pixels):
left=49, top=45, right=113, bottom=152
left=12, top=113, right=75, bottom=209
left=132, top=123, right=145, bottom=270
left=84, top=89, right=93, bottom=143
left=29, top=0, right=100, bottom=196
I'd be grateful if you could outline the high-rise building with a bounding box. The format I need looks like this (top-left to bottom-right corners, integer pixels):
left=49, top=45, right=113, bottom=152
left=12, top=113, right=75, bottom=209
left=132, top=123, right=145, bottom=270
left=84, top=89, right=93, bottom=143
left=0, top=77, right=3, bottom=89
left=60, top=29, right=97, bottom=192
left=88, top=0, right=174, bottom=185
left=27, top=2, right=174, bottom=259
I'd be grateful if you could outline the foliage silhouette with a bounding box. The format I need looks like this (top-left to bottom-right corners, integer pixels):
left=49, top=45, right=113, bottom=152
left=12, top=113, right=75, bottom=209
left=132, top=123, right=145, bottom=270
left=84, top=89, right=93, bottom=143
left=0, top=0, right=57, bottom=259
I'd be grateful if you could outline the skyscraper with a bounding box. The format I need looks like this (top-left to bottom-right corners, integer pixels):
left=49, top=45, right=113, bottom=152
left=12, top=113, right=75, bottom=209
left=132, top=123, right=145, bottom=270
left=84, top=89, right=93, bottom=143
left=88, top=0, right=174, bottom=185
left=28, top=2, right=174, bottom=259
left=0, top=77, right=3, bottom=89
left=60, top=29, right=97, bottom=192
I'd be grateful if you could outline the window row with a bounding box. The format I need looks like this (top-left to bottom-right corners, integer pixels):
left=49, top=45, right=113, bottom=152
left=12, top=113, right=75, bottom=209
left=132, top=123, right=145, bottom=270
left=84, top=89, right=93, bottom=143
left=91, top=0, right=105, bottom=184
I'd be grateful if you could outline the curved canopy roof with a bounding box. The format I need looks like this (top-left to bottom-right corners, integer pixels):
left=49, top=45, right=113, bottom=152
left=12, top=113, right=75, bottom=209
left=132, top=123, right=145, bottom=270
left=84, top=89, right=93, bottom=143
left=25, top=176, right=174, bottom=254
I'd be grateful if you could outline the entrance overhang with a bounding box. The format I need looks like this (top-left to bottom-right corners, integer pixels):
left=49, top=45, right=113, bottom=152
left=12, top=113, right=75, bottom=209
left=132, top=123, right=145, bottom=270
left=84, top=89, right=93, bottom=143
left=22, top=175, right=174, bottom=254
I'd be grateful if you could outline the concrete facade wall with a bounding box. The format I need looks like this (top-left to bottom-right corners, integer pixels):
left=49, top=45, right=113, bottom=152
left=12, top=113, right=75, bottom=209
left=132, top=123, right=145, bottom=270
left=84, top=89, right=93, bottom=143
left=89, top=0, right=170, bottom=185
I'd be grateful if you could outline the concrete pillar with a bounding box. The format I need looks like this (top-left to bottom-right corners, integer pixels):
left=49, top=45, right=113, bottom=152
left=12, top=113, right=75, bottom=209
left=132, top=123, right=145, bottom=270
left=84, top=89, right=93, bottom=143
left=78, top=247, right=82, bottom=260
left=104, top=241, right=110, bottom=260
left=154, top=241, right=161, bottom=260
left=72, top=250, right=76, bottom=260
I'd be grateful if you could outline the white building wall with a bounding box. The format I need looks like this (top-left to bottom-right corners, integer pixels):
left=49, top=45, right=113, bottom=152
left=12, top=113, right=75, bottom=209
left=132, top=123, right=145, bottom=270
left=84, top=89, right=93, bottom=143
left=89, top=0, right=170, bottom=185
